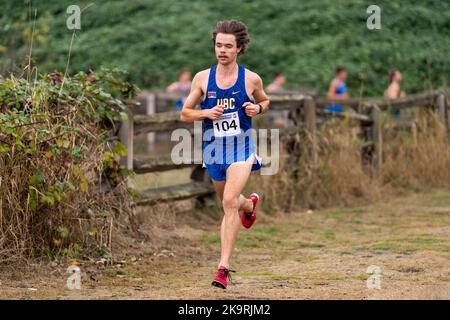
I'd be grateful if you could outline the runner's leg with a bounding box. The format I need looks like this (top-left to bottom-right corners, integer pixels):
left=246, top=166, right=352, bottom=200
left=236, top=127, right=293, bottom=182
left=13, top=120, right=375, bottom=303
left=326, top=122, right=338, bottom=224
left=213, top=179, right=253, bottom=269
left=218, top=156, right=254, bottom=269
left=212, top=180, right=253, bottom=211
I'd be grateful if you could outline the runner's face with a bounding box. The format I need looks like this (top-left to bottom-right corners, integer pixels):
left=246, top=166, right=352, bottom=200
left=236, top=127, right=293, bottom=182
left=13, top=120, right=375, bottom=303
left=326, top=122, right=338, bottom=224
left=215, top=33, right=240, bottom=65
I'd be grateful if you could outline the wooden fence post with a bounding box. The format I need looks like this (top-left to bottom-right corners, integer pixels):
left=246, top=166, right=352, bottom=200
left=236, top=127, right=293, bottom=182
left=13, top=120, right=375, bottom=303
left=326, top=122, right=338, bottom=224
left=146, top=92, right=156, bottom=144
left=304, top=96, right=317, bottom=165
left=436, top=93, right=447, bottom=127
left=447, top=96, right=450, bottom=137
left=369, top=104, right=382, bottom=174
left=119, top=109, right=134, bottom=172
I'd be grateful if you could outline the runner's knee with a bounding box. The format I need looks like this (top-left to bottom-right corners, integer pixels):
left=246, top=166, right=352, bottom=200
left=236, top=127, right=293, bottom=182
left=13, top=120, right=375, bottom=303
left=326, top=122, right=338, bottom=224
left=222, top=194, right=239, bottom=211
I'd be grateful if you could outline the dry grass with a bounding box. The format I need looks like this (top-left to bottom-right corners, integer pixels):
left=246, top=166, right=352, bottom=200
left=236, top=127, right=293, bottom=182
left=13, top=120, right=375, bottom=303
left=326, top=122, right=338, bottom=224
left=1, top=189, right=448, bottom=300
left=380, top=111, right=450, bottom=189
left=0, top=72, right=135, bottom=264
left=248, top=118, right=378, bottom=212
left=249, top=110, right=450, bottom=214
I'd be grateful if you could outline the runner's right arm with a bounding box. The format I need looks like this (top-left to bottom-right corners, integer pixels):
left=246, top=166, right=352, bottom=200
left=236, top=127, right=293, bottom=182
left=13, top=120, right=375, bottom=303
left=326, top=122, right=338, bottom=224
left=180, top=71, right=224, bottom=123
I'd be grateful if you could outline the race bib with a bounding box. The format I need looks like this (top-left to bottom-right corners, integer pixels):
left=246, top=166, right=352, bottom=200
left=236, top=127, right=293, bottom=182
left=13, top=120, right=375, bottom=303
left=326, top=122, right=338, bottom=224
left=213, top=111, right=241, bottom=137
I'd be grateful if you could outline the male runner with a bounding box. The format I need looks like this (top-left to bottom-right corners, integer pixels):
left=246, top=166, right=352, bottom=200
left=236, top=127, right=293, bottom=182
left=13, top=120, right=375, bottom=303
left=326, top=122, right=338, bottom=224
left=180, top=20, right=270, bottom=289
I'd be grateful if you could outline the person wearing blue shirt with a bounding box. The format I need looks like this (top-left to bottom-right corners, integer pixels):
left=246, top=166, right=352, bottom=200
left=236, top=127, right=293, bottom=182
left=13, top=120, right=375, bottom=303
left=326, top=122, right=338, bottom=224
left=326, top=66, right=349, bottom=113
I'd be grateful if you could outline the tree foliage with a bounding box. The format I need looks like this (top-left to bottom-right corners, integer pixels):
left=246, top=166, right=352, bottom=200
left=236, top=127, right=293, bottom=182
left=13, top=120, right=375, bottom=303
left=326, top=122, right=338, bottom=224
left=0, top=0, right=449, bottom=96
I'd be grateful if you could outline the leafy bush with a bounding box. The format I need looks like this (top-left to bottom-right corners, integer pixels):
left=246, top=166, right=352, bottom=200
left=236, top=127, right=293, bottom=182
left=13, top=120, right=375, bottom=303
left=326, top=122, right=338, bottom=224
left=0, top=68, right=137, bottom=263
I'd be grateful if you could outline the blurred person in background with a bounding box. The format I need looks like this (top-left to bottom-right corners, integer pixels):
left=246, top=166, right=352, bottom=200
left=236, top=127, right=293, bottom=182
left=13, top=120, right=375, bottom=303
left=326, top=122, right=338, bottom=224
left=167, top=68, right=192, bottom=110
left=86, top=68, right=95, bottom=84
left=326, top=66, right=349, bottom=113
left=266, top=72, right=286, bottom=93
left=266, top=72, right=288, bottom=127
left=384, top=69, right=405, bottom=99
left=384, top=69, right=405, bottom=116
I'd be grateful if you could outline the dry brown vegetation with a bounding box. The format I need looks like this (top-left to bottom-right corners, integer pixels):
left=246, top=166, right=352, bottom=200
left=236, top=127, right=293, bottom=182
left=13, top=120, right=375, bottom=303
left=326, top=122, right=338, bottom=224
left=381, top=113, right=450, bottom=189
left=0, top=70, right=136, bottom=263
left=248, top=110, right=450, bottom=214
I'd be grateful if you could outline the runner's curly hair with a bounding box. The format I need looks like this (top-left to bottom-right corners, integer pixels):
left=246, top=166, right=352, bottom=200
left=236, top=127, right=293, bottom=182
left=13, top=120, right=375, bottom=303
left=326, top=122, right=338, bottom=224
left=212, top=20, right=250, bottom=55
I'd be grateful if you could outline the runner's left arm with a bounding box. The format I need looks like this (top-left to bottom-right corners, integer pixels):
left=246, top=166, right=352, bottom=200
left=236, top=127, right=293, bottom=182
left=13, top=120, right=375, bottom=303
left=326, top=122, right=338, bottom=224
left=243, top=73, right=270, bottom=117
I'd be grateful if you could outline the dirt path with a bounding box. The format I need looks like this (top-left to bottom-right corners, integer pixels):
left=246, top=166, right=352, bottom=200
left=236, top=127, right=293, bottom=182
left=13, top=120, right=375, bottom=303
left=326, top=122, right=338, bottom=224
left=1, top=190, right=449, bottom=299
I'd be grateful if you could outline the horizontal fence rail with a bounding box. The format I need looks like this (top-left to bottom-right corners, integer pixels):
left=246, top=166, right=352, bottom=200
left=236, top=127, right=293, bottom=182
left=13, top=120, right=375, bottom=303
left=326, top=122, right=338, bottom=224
left=120, top=90, right=449, bottom=207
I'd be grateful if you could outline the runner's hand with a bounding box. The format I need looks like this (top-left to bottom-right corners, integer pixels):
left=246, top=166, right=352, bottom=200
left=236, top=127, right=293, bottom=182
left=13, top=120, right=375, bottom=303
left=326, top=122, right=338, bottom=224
left=206, top=105, right=224, bottom=120
left=243, top=102, right=260, bottom=117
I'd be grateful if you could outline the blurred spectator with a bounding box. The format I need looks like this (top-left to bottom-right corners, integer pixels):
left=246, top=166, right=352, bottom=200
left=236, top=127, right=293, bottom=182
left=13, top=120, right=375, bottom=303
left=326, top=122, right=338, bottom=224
left=326, top=66, right=349, bottom=113
left=384, top=69, right=405, bottom=116
left=384, top=69, right=405, bottom=99
left=266, top=72, right=288, bottom=127
left=167, top=69, right=191, bottom=110
left=86, top=68, right=95, bottom=84
left=266, top=72, right=286, bottom=93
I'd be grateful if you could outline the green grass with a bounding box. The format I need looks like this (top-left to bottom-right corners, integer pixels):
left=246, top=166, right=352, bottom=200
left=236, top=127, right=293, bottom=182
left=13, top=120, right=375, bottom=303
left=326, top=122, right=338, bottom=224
left=200, top=226, right=280, bottom=247
left=390, top=190, right=450, bottom=208
left=363, top=234, right=449, bottom=253
left=239, top=271, right=302, bottom=281
left=241, top=271, right=368, bottom=282
left=339, top=250, right=354, bottom=255
left=318, top=208, right=370, bottom=224
left=285, top=241, right=325, bottom=249
left=308, top=228, right=337, bottom=240
left=252, top=227, right=279, bottom=236
left=199, top=234, right=220, bottom=245
left=438, top=277, right=450, bottom=282
left=294, top=256, right=316, bottom=263
left=353, top=274, right=369, bottom=281
left=321, top=273, right=347, bottom=281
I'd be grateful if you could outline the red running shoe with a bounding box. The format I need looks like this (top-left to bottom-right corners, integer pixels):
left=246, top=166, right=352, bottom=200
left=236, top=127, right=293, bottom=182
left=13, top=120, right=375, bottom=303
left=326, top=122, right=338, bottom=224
left=211, top=266, right=235, bottom=289
left=241, top=193, right=259, bottom=229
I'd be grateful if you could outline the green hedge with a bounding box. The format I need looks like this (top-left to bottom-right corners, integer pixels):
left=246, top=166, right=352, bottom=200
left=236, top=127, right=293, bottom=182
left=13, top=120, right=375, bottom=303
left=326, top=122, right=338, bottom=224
left=1, top=0, right=449, bottom=96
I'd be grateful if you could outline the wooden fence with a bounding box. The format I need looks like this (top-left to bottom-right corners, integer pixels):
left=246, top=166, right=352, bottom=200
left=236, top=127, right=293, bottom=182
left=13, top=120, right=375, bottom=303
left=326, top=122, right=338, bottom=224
left=120, top=90, right=450, bottom=207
